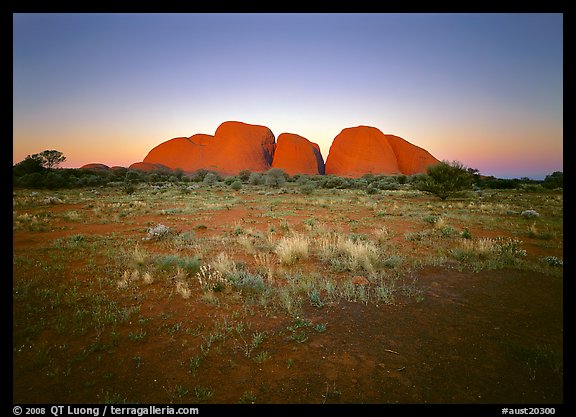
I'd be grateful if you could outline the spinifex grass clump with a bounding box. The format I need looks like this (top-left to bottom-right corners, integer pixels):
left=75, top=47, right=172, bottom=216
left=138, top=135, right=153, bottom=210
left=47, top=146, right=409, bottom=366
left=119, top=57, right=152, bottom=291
left=155, top=254, right=200, bottom=274
left=316, top=233, right=379, bottom=272
left=196, top=264, right=228, bottom=292
left=450, top=236, right=527, bottom=271
left=275, top=235, right=309, bottom=265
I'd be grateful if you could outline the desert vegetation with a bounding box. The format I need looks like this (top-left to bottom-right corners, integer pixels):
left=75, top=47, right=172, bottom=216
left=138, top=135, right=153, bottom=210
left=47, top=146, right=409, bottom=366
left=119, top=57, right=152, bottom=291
left=12, top=159, right=563, bottom=404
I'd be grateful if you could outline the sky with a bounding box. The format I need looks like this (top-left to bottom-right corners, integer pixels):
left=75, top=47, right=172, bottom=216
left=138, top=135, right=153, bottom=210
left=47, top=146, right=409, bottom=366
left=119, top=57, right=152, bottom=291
left=13, top=13, right=563, bottom=179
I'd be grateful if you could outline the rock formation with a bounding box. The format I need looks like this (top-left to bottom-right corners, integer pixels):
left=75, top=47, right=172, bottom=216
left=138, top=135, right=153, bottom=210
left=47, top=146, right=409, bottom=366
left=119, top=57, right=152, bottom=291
left=80, top=163, right=110, bottom=171
left=324, top=126, right=439, bottom=177
left=128, top=121, right=438, bottom=178
left=139, top=121, right=275, bottom=175
left=142, top=134, right=213, bottom=173
left=271, top=133, right=325, bottom=175
left=385, top=134, right=441, bottom=176
left=206, top=121, right=275, bottom=175
left=128, top=161, right=171, bottom=173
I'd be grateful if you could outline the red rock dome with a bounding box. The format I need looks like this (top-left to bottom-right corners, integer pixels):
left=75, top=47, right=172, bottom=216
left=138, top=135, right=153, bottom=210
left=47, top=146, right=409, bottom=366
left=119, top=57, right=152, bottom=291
left=325, top=126, right=439, bottom=177
left=325, top=126, right=400, bottom=177
left=130, top=121, right=439, bottom=178
left=80, top=163, right=110, bottom=171
left=139, top=121, right=275, bottom=176
left=271, top=133, right=325, bottom=175
left=128, top=161, right=172, bottom=173
left=143, top=134, right=213, bottom=173
left=385, top=134, right=440, bottom=176
left=206, top=121, right=275, bottom=175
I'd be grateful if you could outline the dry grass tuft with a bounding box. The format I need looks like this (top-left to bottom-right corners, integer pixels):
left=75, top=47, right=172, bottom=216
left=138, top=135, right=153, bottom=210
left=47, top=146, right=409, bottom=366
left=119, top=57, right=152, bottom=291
left=275, top=235, right=309, bottom=265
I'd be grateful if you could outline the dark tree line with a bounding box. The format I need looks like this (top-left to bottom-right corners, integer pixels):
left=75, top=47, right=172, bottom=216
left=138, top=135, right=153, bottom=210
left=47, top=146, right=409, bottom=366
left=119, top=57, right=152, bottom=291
left=13, top=150, right=562, bottom=196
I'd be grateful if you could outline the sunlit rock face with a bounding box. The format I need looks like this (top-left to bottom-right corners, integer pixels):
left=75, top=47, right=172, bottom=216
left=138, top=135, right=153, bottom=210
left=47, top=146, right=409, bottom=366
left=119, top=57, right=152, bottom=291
left=206, top=121, right=276, bottom=175
left=271, top=133, right=325, bottom=175
left=325, top=126, right=439, bottom=177
left=131, top=122, right=438, bottom=177
left=143, top=135, right=213, bottom=173
left=385, top=134, right=441, bottom=176
left=140, top=121, right=275, bottom=175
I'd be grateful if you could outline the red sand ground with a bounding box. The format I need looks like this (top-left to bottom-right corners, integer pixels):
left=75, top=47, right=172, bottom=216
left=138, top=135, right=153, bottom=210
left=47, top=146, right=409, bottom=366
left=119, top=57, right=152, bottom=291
left=12, top=192, right=563, bottom=405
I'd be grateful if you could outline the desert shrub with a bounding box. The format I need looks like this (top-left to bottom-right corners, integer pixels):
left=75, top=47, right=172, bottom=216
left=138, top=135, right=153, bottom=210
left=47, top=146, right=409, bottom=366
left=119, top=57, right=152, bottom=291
left=43, top=171, right=67, bottom=189
left=366, top=183, right=378, bottom=194
left=542, top=171, right=563, bottom=189
left=321, top=175, right=346, bottom=189
left=375, top=179, right=400, bottom=190
left=450, top=237, right=527, bottom=270
left=238, top=169, right=252, bottom=182
left=295, top=175, right=309, bottom=185
left=396, top=174, right=407, bottom=184
left=189, top=169, right=209, bottom=182
left=461, top=228, right=472, bottom=239
left=13, top=155, right=46, bottom=177
left=80, top=174, right=106, bottom=187
left=264, top=168, right=287, bottom=188
left=423, top=215, right=439, bottom=224
left=15, top=172, right=45, bottom=188
left=248, top=172, right=264, bottom=185
left=415, top=160, right=475, bottom=200
left=308, top=288, right=324, bottom=308
left=155, top=254, right=200, bottom=274
left=230, top=270, right=266, bottom=295
left=124, top=183, right=137, bottom=194
left=300, top=181, right=315, bottom=195
left=125, top=170, right=143, bottom=184
left=203, top=173, right=219, bottom=186
left=173, top=168, right=184, bottom=180
left=520, top=183, right=545, bottom=193
left=230, top=180, right=242, bottom=191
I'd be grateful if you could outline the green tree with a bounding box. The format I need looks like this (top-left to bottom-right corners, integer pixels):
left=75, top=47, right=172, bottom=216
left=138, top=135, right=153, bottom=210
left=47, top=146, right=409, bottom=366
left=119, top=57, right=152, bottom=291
left=542, top=171, right=563, bottom=189
left=415, top=160, right=475, bottom=200
left=33, top=150, right=66, bottom=169
left=13, top=155, right=45, bottom=176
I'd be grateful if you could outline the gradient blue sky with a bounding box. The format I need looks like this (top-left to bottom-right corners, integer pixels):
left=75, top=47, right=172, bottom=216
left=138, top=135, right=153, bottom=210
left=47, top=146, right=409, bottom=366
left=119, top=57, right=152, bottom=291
left=13, top=13, right=563, bottom=179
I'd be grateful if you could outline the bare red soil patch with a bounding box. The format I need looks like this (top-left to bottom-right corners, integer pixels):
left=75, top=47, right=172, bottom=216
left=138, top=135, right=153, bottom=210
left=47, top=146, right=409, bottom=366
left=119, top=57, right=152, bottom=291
left=13, top=265, right=562, bottom=404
